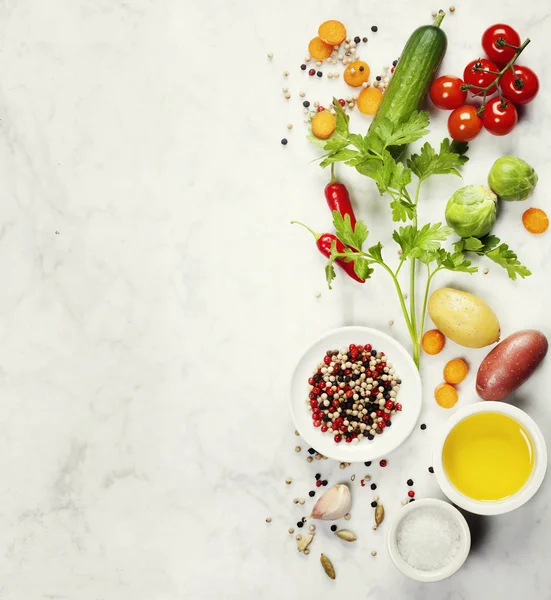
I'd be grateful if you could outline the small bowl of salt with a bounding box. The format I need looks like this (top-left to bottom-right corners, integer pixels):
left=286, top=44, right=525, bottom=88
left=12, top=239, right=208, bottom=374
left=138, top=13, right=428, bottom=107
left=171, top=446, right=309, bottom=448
left=387, top=498, right=471, bottom=582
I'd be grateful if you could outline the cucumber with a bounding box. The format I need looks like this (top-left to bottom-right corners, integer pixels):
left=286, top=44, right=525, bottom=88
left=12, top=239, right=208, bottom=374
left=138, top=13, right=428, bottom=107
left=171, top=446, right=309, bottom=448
left=366, top=14, right=447, bottom=152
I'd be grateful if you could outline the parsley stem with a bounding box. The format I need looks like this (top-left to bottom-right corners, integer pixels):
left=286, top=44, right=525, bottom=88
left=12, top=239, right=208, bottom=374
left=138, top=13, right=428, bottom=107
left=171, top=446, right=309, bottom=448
left=409, top=178, right=423, bottom=354
left=379, top=262, right=415, bottom=342
left=418, top=266, right=442, bottom=351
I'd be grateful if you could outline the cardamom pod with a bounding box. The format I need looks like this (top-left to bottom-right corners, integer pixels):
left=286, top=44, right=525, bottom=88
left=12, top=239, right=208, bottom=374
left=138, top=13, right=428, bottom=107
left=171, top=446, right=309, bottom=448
left=320, top=553, right=336, bottom=580
left=297, top=533, right=314, bottom=552
left=334, top=529, right=357, bottom=542
left=375, top=503, right=385, bottom=528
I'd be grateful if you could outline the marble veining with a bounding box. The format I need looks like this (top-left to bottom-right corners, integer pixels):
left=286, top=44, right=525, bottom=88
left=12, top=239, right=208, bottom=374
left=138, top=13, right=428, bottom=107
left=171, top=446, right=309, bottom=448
left=0, top=0, right=549, bottom=598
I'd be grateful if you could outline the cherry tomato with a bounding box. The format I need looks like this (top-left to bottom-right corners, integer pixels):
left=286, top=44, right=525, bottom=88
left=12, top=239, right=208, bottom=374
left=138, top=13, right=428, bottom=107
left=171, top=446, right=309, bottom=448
left=448, top=105, right=483, bottom=142
left=482, top=24, right=521, bottom=66
left=480, top=97, right=518, bottom=136
left=463, top=58, right=499, bottom=96
left=500, top=65, right=540, bottom=105
left=429, top=75, right=467, bottom=110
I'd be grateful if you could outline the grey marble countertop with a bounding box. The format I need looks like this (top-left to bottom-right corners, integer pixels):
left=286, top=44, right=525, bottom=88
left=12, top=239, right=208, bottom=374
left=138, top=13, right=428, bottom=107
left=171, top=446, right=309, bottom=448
left=1, top=0, right=550, bottom=598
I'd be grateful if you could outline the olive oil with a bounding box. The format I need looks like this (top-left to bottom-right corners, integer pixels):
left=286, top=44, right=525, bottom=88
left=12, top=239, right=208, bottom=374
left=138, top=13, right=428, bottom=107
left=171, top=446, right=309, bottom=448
left=443, top=412, right=534, bottom=501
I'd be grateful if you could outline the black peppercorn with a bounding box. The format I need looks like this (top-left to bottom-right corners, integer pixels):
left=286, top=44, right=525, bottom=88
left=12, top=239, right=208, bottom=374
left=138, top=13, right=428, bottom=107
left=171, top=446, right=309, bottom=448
left=331, top=525, right=337, bottom=532
left=376, top=76, right=381, bottom=81
left=281, top=138, right=288, bottom=145
left=315, top=473, right=321, bottom=480
left=371, top=25, right=378, bottom=32
left=301, top=64, right=307, bottom=70
left=303, top=100, right=310, bottom=108
left=354, top=36, right=361, bottom=43
left=371, top=350, right=377, bottom=356
left=429, top=466, right=434, bottom=474
left=364, top=461, right=371, bottom=467
left=359, top=66, right=364, bottom=72
left=409, top=498, right=416, bottom=503
left=386, top=421, right=392, bottom=427
left=371, top=501, right=377, bottom=508
left=420, top=423, right=427, bottom=430
left=407, top=479, right=414, bottom=486
left=309, top=491, right=315, bottom=497
left=297, top=521, right=304, bottom=528
left=367, top=434, right=374, bottom=440
left=393, top=60, right=398, bottom=66
left=322, top=480, right=328, bottom=486
left=362, top=37, right=368, bottom=43
left=397, top=379, right=402, bottom=384
left=316, top=71, right=322, bottom=77
left=371, top=483, right=377, bottom=490
left=308, top=448, right=315, bottom=455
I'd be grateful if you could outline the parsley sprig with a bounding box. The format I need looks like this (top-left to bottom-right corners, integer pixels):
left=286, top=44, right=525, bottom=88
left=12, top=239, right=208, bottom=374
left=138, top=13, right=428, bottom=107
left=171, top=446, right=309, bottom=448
left=300, top=100, right=530, bottom=368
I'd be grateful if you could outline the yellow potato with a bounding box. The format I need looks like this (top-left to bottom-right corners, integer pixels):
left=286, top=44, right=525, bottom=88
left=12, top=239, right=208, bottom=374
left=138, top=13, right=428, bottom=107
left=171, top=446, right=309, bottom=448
left=428, top=287, right=500, bottom=349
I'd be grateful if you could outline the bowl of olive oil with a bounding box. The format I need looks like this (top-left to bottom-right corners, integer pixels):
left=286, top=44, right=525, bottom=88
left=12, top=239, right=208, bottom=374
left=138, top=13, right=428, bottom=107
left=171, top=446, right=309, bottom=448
left=434, top=402, right=547, bottom=515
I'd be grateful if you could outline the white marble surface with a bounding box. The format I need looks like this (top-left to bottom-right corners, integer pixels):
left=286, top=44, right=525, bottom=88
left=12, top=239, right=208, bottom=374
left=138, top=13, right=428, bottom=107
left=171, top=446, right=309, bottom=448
left=1, top=1, right=550, bottom=598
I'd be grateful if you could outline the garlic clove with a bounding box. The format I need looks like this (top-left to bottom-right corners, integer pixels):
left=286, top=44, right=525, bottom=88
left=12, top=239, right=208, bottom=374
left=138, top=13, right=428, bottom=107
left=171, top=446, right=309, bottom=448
left=310, top=484, right=352, bottom=520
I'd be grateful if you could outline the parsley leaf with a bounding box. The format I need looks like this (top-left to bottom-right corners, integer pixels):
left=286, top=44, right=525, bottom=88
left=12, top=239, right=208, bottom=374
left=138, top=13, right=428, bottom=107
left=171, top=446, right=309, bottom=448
left=320, top=148, right=359, bottom=168
left=393, top=223, right=453, bottom=258
left=325, top=260, right=336, bottom=289
left=390, top=198, right=416, bottom=222
left=374, top=111, right=430, bottom=149
left=455, top=235, right=531, bottom=280
left=332, top=211, right=368, bottom=251
left=408, top=138, right=469, bottom=181
left=306, top=134, right=328, bottom=149
left=485, top=244, right=532, bottom=280
left=354, top=257, right=374, bottom=279
left=367, top=242, right=384, bottom=263
left=438, top=251, right=478, bottom=273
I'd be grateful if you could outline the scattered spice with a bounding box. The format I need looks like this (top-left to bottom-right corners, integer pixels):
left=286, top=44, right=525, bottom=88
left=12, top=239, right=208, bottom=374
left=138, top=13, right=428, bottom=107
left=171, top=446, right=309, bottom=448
left=267, top=52, right=274, bottom=59
left=297, top=521, right=304, bottom=528
left=344, top=513, right=351, bottom=521
left=309, top=525, right=316, bottom=532
left=309, top=491, right=315, bottom=497
left=335, top=529, right=357, bottom=542
left=287, top=124, right=293, bottom=130
left=303, top=549, right=311, bottom=555
left=371, top=550, right=377, bottom=556
left=420, top=423, right=427, bottom=430
left=364, top=475, right=371, bottom=482
left=374, top=504, right=385, bottom=528
left=350, top=475, right=356, bottom=481
left=266, top=517, right=272, bottom=523
left=286, top=478, right=292, bottom=485
left=298, top=533, right=314, bottom=552
left=299, top=498, right=305, bottom=505
left=401, top=499, right=408, bottom=505
left=362, top=37, right=368, bottom=43
left=289, top=528, right=295, bottom=534
left=429, top=466, right=434, bottom=474
left=371, top=483, right=377, bottom=490
left=330, top=525, right=337, bottom=532
left=295, top=446, right=301, bottom=452
left=407, top=479, right=414, bottom=486
left=293, top=497, right=299, bottom=504
left=380, top=459, right=387, bottom=468
left=371, top=501, right=378, bottom=508
left=320, top=554, right=336, bottom=580
left=483, top=268, right=489, bottom=275
left=449, top=5, right=455, bottom=12
left=306, top=456, right=313, bottom=463
left=371, top=25, right=378, bottom=32
left=296, top=534, right=302, bottom=541
left=295, top=430, right=300, bottom=436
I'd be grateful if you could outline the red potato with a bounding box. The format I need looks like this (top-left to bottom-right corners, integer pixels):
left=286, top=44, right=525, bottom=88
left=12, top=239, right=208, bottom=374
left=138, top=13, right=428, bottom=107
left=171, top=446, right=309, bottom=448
left=476, top=330, right=548, bottom=401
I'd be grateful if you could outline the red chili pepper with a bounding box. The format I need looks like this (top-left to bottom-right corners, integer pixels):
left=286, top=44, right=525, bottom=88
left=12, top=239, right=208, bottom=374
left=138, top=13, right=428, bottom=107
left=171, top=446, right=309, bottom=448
left=291, top=221, right=365, bottom=284
left=325, top=165, right=357, bottom=228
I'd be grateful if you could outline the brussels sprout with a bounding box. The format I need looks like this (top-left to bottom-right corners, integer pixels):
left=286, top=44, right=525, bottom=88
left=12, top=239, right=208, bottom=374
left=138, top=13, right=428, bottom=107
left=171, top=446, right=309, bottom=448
left=445, top=185, right=497, bottom=239
left=488, top=156, right=538, bottom=202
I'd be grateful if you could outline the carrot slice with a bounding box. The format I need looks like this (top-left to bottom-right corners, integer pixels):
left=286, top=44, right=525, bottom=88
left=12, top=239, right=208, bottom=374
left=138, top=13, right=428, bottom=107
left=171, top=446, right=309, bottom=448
left=443, top=358, right=469, bottom=385
left=422, top=329, right=445, bottom=355
left=357, top=86, right=383, bottom=115
left=434, top=383, right=458, bottom=409
left=522, top=208, right=549, bottom=234
left=308, top=37, right=333, bottom=61
left=343, top=61, right=370, bottom=87
left=312, top=111, right=336, bottom=139
left=318, top=20, right=347, bottom=46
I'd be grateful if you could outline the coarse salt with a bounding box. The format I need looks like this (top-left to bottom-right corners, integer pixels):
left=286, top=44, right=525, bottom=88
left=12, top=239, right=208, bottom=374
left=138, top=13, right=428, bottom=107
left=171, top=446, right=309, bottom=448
left=396, top=507, right=461, bottom=571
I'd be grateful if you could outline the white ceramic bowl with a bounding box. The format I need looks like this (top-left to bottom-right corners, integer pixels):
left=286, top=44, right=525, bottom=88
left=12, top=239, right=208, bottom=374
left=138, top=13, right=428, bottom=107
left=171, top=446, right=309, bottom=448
left=433, top=401, right=547, bottom=515
left=289, top=326, right=422, bottom=462
left=387, top=498, right=471, bottom=582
